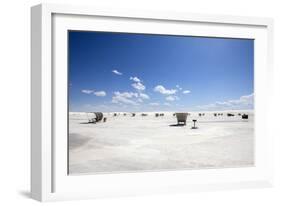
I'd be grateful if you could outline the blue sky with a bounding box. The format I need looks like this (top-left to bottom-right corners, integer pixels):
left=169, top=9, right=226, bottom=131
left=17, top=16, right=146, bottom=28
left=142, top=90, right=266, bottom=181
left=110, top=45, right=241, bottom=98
left=68, top=31, right=254, bottom=112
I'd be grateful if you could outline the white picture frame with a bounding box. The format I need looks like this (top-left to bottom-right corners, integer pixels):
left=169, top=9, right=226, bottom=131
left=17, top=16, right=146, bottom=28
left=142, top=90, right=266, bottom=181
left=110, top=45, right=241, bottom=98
left=31, top=3, right=274, bottom=202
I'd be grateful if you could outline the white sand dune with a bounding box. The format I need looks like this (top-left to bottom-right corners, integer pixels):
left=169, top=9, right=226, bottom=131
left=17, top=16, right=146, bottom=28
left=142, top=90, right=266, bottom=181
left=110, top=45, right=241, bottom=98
left=69, top=111, right=254, bottom=175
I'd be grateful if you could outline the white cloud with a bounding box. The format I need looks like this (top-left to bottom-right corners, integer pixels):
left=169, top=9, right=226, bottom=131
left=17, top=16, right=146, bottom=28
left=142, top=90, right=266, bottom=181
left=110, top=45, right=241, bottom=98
left=149, top=102, right=159, bottom=106
left=130, top=76, right=141, bottom=82
left=235, top=93, right=254, bottom=104
left=84, top=104, right=108, bottom=109
left=112, top=69, right=122, bottom=75
left=114, top=91, right=138, bottom=98
left=165, top=96, right=179, bottom=101
left=94, top=91, right=106, bottom=97
left=129, top=76, right=146, bottom=91
left=166, top=96, right=176, bottom=102
left=132, top=82, right=145, bottom=91
left=81, top=89, right=94, bottom=94
left=139, top=93, right=150, bottom=99
left=183, top=90, right=191, bottom=94
left=82, top=89, right=106, bottom=97
left=197, top=93, right=254, bottom=111
left=112, top=91, right=139, bottom=105
left=154, top=85, right=177, bottom=95
left=111, top=91, right=148, bottom=106
left=163, top=102, right=171, bottom=106
left=176, top=85, right=182, bottom=90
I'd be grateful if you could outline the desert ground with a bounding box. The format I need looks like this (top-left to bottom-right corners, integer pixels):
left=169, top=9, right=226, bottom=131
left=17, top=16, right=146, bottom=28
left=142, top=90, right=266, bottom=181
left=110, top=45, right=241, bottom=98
left=68, top=111, right=254, bottom=175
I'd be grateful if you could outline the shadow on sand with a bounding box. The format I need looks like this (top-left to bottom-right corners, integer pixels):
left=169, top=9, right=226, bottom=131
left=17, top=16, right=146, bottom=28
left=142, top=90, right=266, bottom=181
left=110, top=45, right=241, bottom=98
left=18, top=190, right=31, bottom=198
left=169, top=124, right=186, bottom=127
left=80, top=122, right=95, bottom=124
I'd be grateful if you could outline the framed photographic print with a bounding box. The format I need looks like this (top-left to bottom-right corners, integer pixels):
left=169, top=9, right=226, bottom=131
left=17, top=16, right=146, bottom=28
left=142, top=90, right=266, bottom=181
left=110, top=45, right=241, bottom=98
left=31, top=3, right=274, bottom=201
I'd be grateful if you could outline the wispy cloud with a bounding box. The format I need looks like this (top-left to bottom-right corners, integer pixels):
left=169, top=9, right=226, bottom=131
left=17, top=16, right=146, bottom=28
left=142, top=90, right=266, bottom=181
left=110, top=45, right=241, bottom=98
left=183, top=90, right=191, bottom=94
left=115, top=91, right=138, bottom=98
left=165, top=96, right=179, bottom=101
left=81, top=89, right=94, bottom=94
left=130, top=76, right=146, bottom=91
left=197, top=93, right=254, bottom=111
left=112, top=91, right=139, bottom=105
left=130, top=76, right=141, bottom=82
left=176, top=85, right=182, bottom=90
left=154, top=85, right=177, bottom=95
left=112, top=69, right=122, bottom=75
left=163, top=102, right=171, bottom=106
left=82, top=89, right=106, bottom=97
left=139, top=93, right=150, bottom=99
left=94, top=91, right=106, bottom=97
left=149, top=102, right=159, bottom=106
left=132, top=82, right=145, bottom=91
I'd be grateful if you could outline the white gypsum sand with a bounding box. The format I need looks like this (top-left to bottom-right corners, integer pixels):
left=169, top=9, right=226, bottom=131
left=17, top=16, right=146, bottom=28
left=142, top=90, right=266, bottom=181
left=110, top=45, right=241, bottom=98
left=68, top=111, right=254, bottom=175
